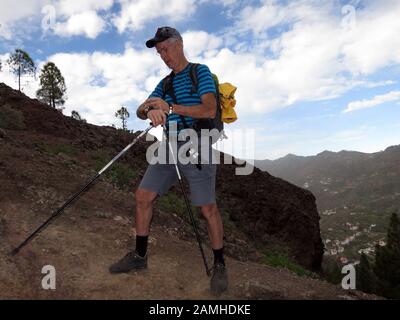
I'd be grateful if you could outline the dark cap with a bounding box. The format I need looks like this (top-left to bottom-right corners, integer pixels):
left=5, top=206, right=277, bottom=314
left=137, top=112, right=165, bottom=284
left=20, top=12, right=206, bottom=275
left=146, top=27, right=182, bottom=48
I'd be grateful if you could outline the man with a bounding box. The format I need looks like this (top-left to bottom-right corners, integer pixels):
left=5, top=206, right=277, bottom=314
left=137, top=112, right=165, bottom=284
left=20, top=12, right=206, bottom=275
left=109, top=27, right=228, bottom=295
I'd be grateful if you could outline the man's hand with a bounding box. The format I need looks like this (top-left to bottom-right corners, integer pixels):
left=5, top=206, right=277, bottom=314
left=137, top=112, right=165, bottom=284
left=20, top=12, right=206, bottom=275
left=145, top=97, right=169, bottom=114
left=147, top=109, right=167, bottom=127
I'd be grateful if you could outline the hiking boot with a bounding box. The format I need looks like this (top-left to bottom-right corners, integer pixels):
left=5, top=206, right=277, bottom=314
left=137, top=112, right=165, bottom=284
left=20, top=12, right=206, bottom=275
left=109, top=251, right=147, bottom=274
left=210, top=263, right=228, bottom=295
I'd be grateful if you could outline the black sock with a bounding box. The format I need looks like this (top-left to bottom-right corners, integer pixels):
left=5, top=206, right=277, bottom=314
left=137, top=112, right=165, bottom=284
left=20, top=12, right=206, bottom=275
left=213, top=247, right=225, bottom=266
left=135, top=235, right=148, bottom=257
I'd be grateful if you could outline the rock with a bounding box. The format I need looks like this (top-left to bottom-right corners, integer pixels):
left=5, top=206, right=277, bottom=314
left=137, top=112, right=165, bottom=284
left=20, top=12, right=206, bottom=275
left=148, top=236, right=157, bottom=245
left=0, top=128, right=6, bottom=139
left=95, top=212, right=112, bottom=219
left=0, top=218, right=5, bottom=236
left=242, top=281, right=286, bottom=300
left=113, top=215, right=130, bottom=225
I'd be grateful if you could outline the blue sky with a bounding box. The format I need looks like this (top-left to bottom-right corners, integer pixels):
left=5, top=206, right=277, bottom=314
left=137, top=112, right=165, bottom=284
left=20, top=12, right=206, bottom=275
left=0, top=0, right=399, bottom=160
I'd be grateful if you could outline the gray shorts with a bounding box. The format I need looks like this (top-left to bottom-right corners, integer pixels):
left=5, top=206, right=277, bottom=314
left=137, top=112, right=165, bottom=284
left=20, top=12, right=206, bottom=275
left=139, top=140, right=217, bottom=206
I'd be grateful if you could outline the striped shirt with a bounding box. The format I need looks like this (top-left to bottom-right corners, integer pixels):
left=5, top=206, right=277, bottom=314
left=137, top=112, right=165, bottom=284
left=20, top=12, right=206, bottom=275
left=149, top=63, right=216, bottom=133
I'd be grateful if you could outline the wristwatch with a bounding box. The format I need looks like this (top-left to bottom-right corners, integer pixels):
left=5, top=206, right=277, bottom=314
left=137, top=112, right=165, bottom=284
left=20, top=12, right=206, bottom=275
left=168, top=102, right=174, bottom=114
left=144, top=105, right=154, bottom=117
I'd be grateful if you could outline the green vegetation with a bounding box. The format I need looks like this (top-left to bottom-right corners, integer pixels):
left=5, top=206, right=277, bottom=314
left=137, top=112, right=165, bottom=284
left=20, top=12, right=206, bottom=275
left=107, top=162, right=136, bottom=190
left=36, top=62, right=67, bottom=110
left=262, top=249, right=315, bottom=278
left=38, top=142, right=78, bottom=157
left=324, top=213, right=400, bottom=299
left=115, top=106, right=130, bottom=131
left=322, top=257, right=343, bottom=285
left=372, top=213, right=400, bottom=298
left=356, top=253, right=375, bottom=294
left=7, top=49, right=36, bottom=92
left=71, top=110, right=86, bottom=122
left=0, top=105, right=26, bottom=130
left=320, top=206, right=393, bottom=261
left=91, top=150, right=136, bottom=190
left=156, top=191, right=198, bottom=221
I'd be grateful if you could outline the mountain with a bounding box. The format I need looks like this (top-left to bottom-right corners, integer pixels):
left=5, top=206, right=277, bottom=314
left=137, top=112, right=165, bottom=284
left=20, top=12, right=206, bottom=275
left=0, top=82, right=375, bottom=299
left=255, top=147, right=400, bottom=261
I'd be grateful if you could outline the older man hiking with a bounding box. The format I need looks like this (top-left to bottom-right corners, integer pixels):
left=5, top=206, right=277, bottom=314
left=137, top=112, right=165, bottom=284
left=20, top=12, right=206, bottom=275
left=109, top=27, right=228, bottom=295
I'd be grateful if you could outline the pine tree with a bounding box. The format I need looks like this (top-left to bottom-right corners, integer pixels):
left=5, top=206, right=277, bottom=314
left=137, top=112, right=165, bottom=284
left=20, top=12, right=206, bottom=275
left=71, top=110, right=86, bottom=122
left=373, top=213, right=400, bottom=298
left=356, top=253, right=374, bottom=293
left=36, top=62, right=67, bottom=109
left=115, top=106, right=130, bottom=130
left=7, top=49, right=36, bottom=92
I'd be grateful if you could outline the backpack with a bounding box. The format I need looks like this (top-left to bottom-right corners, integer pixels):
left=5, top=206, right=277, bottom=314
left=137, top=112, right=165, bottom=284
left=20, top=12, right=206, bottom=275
left=162, top=63, right=236, bottom=143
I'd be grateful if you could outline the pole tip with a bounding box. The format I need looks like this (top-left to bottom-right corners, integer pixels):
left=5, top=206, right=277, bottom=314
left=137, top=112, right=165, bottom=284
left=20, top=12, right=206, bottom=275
left=9, top=248, right=19, bottom=257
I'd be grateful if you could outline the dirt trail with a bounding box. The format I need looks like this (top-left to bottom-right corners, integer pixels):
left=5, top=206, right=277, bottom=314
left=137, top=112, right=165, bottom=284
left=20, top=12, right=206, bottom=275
left=1, top=199, right=373, bottom=300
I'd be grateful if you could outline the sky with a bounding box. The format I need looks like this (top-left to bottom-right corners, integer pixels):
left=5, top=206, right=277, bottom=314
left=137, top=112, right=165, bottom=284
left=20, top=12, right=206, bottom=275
left=0, top=0, right=399, bottom=160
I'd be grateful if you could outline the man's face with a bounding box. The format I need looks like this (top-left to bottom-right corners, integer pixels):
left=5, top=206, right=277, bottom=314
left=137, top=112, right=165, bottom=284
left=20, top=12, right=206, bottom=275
left=155, top=39, right=179, bottom=69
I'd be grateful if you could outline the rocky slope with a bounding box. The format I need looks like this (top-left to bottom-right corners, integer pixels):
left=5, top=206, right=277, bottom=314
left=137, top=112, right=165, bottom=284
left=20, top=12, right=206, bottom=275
left=0, top=82, right=374, bottom=299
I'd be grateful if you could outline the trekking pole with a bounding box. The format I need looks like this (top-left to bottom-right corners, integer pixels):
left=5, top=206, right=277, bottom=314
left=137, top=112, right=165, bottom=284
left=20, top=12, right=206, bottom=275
left=162, top=125, right=211, bottom=277
left=10, top=125, right=153, bottom=256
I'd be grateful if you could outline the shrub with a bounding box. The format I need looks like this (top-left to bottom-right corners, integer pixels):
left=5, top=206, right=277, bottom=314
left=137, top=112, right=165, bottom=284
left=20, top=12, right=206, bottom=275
left=0, top=105, right=26, bottom=130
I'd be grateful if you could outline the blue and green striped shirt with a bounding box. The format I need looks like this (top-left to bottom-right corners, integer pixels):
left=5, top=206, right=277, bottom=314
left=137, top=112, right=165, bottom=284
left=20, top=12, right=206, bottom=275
left=149, top=63, right=216, bottom=132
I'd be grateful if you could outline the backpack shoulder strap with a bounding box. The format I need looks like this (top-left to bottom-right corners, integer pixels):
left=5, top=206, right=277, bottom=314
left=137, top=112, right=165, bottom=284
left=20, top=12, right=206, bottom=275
left=162, top=71, right=175, bottom=100
left=189, top=63, right=199, bottom=94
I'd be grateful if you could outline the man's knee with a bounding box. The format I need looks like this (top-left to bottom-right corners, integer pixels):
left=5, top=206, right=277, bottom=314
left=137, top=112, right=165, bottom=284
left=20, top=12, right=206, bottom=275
left=135, top=188, right=157, bottom=208
left=200, top=203, right=219, bottom=220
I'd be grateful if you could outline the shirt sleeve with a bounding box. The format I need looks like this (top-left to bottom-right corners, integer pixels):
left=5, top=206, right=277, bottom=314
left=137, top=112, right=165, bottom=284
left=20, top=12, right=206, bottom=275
left=148, top=79, right=164, bottom=99
left=196, top=64, right=217, bottom=98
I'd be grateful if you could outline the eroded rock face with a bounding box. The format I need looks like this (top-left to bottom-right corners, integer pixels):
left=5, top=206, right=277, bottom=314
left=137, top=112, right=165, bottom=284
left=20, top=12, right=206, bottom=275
left=216, top=162, right=324, bottom=271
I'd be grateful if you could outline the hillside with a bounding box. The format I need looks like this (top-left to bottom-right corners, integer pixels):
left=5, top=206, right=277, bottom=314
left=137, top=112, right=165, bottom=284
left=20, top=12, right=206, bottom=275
left=0, top=82, right=375, bottom=299
left=255, top=147, right=400, bottom=262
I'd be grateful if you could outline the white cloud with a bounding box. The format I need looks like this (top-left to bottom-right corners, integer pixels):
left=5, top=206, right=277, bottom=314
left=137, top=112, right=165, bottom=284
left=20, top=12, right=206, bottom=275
left=182, top=31, right=223, bottom=58
left=51, top=0, right=115, bottom=38
left=55, top=0, right=114, bottom=16
left=54, top=11, right=107, bottom=39
left=46, top=47, right=167, bottom=125
left=340, top=1, right=400, bottom=75
left=0, top=0, right=48, bottom=39
left=0, top=0, right=114, bottom=40
left=358, top=80, right=397, bottom=89
left=113, top=0, right=197, bottom=33
left=196, top=0, right=400, bottom=115
left=344, top=91, right=400, bottom=113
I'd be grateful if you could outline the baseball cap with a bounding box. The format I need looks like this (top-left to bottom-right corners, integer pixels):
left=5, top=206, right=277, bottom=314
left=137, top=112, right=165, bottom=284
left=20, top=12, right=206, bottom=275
left=146, top=27, right=182, bottom=48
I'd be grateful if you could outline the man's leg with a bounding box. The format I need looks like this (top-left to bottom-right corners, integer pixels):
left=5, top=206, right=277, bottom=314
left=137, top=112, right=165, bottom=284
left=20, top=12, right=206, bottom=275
left=135, top=189, right=158, bottom=236
left=110, top=158, right=177, bottom=274
left=200, top=203, right=228, bottom=295
left=109, top=188, right=158, bottom=274
left=200, top=203, right=224, bottom=253
left=134, top=188, right=158, bottom=257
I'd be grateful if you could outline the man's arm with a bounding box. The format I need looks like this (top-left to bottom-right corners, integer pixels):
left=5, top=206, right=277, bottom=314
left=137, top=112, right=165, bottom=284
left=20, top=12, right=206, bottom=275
left=172, top=93, right=216, bottom=119
left=146, top=93, right=217, bottom=119
left=136, top=102, right=149, bottom=120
